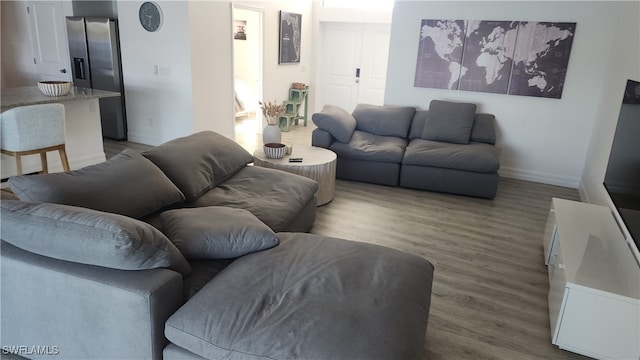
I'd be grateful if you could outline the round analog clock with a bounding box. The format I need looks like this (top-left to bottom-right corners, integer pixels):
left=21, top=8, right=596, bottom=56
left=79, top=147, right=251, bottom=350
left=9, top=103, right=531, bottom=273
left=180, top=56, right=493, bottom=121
left=139, top=1, right=163, bottom=32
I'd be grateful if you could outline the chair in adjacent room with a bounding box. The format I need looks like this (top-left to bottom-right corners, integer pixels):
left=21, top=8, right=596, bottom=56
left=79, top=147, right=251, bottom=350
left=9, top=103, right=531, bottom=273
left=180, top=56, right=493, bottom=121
left=0, top=103, right=70, bottom=175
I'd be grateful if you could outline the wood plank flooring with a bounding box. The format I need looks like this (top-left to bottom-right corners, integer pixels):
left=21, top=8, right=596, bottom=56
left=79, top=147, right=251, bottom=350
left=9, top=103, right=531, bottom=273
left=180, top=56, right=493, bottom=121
left=105, top=121, right=588, bottom=360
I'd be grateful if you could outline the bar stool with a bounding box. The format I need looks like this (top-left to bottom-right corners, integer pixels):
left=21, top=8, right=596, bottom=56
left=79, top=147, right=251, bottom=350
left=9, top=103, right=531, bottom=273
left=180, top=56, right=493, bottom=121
left=1, top=103, right=70, bottom=175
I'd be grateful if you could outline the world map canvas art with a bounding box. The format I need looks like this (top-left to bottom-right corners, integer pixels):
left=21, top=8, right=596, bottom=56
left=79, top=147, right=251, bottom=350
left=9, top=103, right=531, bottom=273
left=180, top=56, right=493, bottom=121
left=414, top=19, right=576, bottom=99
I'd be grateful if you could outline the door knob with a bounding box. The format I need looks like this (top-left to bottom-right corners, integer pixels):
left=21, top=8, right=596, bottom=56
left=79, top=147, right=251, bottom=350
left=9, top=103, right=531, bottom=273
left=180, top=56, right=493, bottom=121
left=60, top=69, right=67, bottom=73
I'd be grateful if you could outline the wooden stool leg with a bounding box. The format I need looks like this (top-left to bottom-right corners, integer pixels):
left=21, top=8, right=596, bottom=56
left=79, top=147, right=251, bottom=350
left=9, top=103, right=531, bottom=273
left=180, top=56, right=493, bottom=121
left=58, top=146, right=70, bottom=171
left=15, top=154, right=23, bottom=176
left=40, top=152, right=49, bottom=174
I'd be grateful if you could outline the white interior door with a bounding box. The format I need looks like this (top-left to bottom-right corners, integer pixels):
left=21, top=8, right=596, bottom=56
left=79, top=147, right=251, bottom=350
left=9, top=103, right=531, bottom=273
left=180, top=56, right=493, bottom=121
left=318, top=22, right=390, bottom=112
left=27, top=1, right=71, bottom=81
left=358, top=24, right=390, bottom=106
left=320, top=23, right=362, bottom=112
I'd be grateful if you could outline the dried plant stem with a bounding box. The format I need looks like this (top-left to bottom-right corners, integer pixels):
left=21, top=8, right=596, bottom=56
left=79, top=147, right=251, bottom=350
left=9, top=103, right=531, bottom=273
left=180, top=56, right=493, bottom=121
left=259, top=100, right=286, bottom=125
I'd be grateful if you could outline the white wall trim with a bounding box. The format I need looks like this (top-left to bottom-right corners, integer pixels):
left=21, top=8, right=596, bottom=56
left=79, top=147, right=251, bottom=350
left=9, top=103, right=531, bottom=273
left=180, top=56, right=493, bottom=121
left=127, top=132, right=162, bottom=147
left=499, top=166, right=579, bottom=189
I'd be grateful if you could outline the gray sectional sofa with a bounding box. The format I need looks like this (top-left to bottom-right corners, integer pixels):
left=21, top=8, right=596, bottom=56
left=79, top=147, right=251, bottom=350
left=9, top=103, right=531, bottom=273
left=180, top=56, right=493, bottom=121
left=0, top=131, right=434, bottom=360
left=312, top=100, right=501, bottom=198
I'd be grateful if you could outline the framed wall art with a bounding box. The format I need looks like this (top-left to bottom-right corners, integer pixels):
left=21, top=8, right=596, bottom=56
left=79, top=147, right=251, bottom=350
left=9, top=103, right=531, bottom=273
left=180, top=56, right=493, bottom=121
left=414, top=19, right=576, bottom=99
left=234, top=20, right=247, bottom=40
left=279, top=11, right=301, bottom=64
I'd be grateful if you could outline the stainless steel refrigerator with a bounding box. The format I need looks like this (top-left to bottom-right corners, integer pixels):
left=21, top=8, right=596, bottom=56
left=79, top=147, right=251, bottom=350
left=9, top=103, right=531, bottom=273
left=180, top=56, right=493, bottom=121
left=66, top=17, right=127, bottom=140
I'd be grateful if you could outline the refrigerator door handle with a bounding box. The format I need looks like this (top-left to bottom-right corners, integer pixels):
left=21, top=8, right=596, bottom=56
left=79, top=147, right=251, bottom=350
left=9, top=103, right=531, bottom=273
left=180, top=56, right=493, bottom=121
left=74, top=57, right=86, bottom=80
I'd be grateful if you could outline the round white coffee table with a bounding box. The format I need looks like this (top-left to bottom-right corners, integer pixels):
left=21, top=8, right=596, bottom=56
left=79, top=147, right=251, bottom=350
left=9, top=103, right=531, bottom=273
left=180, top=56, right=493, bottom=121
left=253, top=145, right=337, bottom=206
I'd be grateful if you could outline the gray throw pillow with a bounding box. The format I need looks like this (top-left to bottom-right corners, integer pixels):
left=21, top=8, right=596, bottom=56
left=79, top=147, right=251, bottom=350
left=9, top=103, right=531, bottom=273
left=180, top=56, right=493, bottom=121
left=160, top=206, right=279, bottom=259
left=0, top=200, right=191, bottom=275
left=143, top=131, right=254, bottom=202
left=352, top=103, right=415, bottom=137
left=421, top=100, right=477, bottom=144
left=8, top=150, right=185, bottom=219
left=312, top=105, right=357, bottom=143
left=470, top=113, right=497, bottom=144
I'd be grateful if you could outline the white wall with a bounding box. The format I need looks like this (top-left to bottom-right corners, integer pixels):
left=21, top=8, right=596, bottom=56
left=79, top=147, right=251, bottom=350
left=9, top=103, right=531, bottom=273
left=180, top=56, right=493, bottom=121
left=117, top=0, right=313, bottom=145
left=117, top=0, right=194, bottom=145
left=189, top=1, right=235, bottom=138
left=580, top=2, right=640, bottom=207
left=312, top=0, right=392, bottom=24
left=385, top=1, right=638, bottom=188
left=1, top=0, right=39, bottom=88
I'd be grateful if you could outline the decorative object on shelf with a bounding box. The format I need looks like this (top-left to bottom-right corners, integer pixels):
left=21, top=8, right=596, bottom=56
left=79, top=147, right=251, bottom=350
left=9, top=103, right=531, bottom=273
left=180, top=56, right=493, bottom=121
left=37, top=81, right=73, bottom=97
left=260, top=100, right=286, bottom=144
left=139, top=1, right=163, bottom=32
left=278, top=85, right=309, bottom=132
left=279, top=11, right=302, bottom=64
left=263, top=143, right=286, bottom=159
left=414, top=19, right=576, bottom=99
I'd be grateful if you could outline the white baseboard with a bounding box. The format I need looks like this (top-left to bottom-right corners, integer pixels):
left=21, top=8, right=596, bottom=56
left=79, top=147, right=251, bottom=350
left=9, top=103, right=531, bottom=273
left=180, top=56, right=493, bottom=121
left=577, top=182, right=590, bottom=203
left=127, top=132, right=162, bottom=147
left=70, top=153, right=107, bottom=170
left=499, top=166, right=580, bottom=189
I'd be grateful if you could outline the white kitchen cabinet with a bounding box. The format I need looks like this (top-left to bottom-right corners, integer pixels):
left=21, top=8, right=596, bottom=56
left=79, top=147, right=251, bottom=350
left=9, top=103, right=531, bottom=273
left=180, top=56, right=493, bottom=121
left=544, top=198, right=640, bottom=360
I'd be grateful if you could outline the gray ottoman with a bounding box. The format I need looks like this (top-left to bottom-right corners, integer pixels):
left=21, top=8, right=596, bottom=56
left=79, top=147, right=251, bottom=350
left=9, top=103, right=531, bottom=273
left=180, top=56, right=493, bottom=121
left=164, top=233, right=434, bottom=360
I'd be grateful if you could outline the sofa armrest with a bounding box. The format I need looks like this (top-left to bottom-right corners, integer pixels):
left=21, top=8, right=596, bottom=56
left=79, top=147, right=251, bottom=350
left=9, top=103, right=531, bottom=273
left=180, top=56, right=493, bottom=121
left=1, top=241, right=183, bottom=360
left=312, top=128, right=334, bottom=148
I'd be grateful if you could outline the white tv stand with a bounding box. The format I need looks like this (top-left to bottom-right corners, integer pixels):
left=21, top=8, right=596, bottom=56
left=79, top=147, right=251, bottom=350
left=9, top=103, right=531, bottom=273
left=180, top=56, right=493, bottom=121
left=543, top=198, right=640, bottom=359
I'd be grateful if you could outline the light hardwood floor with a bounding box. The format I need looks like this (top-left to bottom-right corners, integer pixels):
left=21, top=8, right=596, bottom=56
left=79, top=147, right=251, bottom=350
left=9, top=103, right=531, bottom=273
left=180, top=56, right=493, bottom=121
left=105, top=121, right=587, bottom=360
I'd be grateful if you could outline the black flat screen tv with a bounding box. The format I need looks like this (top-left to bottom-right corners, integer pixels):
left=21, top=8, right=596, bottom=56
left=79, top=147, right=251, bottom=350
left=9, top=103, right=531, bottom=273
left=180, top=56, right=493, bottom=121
left=603, top=79, right=640, bottom=258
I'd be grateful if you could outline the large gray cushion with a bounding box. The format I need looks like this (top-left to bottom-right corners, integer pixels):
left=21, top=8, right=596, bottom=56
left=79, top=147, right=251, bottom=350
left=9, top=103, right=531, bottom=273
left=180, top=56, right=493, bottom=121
left=352, top=103, right=415, bottom=138
left=165, top=233, right=434, bottom=360
left=189, top=166, right=318, bottom=232
left=421, top=100, right=477, bottom=144
left=143, top=131, right=254, bottom=202
left=160, top=206, right=279, bottom=260
left=8, top=150, right=185, bottom=219
left=311, top=105, right=357, bottom=143
left=330, top=130, right=408, bottom=163
left=403, top=139, right=500, bottom=173
left=0, top=200, right=191, bottom=275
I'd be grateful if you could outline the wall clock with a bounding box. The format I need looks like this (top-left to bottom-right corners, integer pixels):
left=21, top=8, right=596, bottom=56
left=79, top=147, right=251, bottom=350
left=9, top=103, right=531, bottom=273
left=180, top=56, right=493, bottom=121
left=139, top=1, right=163, bottom=32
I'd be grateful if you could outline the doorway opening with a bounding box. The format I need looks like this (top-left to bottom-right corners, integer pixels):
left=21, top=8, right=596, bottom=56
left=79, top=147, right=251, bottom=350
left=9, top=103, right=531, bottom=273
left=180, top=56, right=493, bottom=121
left=232, top=4, right=263, bottom=153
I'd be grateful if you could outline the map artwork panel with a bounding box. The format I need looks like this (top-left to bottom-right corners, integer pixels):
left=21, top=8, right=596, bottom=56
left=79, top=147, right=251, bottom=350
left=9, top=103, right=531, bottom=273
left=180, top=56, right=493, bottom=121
left=414, top=19, right=467, bottom=90
left=458, top=20, right=519, bottom=94
left=508, top=22, right=577, bottom=98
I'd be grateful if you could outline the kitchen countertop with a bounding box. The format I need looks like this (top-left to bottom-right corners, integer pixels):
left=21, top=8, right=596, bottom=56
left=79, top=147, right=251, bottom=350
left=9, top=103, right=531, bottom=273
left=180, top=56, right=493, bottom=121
left=1, top=86, right=120, bottom=112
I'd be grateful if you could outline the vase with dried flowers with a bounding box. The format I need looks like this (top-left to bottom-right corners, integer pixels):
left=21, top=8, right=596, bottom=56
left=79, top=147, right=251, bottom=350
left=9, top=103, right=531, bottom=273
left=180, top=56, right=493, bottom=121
left=259, top=100, right=286, bottom=144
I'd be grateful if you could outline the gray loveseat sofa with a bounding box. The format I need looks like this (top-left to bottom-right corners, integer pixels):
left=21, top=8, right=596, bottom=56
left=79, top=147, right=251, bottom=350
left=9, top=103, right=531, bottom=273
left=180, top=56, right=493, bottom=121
left=312, top=100, right=501, bottom=198
left=0, top=131, right=434, bottom=360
